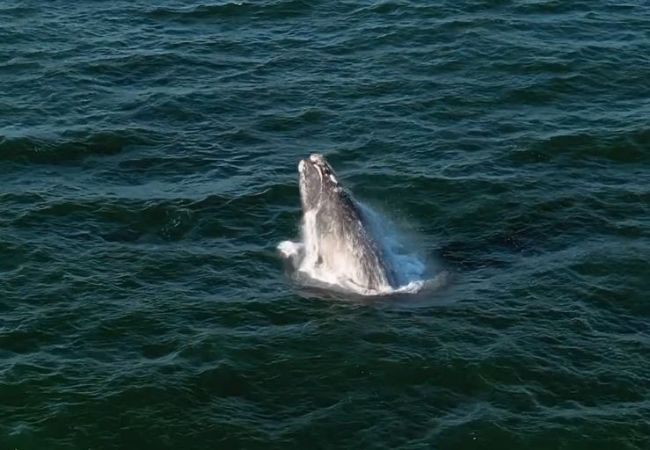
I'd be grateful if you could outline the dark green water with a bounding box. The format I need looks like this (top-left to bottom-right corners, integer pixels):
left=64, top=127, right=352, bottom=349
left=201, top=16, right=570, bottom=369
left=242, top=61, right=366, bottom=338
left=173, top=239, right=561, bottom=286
left=1, top=1, right=649, bottom=449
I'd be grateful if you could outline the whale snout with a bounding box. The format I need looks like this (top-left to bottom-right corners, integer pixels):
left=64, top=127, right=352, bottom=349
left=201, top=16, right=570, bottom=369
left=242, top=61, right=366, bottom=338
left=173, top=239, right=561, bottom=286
left=302, top=154, right=338, bottom=185
left=298, top=157, right=319, bottom=183
left=309, top=153, right=326, bottom=165
left=299, top=154, right=325, bottom=172
left=298, top=153, right=341, bottom=212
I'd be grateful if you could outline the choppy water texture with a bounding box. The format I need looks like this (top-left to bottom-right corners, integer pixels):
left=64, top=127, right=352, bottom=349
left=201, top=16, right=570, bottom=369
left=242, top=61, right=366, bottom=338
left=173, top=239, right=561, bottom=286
left=1, top=0, right=649, bottom=449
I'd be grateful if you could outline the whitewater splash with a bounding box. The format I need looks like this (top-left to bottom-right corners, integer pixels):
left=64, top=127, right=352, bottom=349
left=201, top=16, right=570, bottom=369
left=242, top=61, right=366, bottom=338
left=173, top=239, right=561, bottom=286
left=278, top=154, right=441, bottom=296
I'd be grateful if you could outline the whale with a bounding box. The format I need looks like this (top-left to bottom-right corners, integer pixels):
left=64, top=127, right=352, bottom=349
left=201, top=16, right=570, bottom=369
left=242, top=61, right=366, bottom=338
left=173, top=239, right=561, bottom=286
left=297, top=153, right=397, bottom=292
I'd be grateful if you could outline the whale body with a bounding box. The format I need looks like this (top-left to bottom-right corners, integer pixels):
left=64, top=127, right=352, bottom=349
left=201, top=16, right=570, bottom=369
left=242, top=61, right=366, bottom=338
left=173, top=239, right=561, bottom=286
left=297, top=153, right=397, bottom=292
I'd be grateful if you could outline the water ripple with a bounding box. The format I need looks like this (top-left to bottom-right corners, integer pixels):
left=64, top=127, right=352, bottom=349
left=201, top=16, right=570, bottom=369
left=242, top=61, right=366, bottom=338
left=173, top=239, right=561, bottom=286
left=1, top=0, right=649, bottom=448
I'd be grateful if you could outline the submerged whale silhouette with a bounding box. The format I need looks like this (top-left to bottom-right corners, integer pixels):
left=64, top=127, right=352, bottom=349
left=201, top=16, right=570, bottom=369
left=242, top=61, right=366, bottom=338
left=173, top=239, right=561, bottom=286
left=297, top=153, right=397, bottom=292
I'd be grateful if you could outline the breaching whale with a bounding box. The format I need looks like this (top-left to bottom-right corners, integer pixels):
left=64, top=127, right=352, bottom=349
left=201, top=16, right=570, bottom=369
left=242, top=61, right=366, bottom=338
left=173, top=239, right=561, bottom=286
left=296, top=153, right=397, bottom=292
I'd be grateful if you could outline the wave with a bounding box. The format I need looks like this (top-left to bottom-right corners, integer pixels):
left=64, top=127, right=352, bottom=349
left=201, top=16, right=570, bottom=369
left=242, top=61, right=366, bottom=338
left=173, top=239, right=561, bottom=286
left=0, top=129, right=162, bottom=165
left=509, top=127, right=650, bottom=165
left=146, top=0, right=312, bottom=21
left=256, top=107, right=329, bottom=132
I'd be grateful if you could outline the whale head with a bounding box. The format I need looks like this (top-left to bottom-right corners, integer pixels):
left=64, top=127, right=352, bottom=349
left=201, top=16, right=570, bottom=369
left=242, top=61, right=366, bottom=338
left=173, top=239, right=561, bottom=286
left=298, top=153, right=340, bottom=211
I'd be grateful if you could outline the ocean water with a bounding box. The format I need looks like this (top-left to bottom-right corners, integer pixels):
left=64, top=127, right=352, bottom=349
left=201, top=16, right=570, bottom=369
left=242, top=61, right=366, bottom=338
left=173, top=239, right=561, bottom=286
left=1, top=0, right=649, bottom=448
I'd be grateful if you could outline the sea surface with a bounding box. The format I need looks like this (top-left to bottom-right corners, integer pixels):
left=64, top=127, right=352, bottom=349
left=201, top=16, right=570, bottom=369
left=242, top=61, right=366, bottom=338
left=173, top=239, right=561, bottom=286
left=1, top=1, right=649, bottom=449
